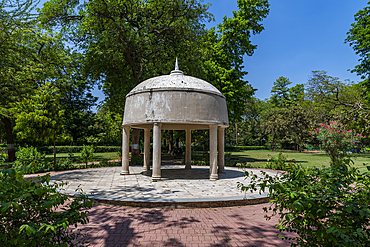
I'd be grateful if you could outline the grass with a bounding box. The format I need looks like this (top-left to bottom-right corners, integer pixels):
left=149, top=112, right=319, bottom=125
left=44, top=152, right=121, bottom=164
left=2, top=150, right=369, bottom=173
left=225, top=149, right=370, bottom=172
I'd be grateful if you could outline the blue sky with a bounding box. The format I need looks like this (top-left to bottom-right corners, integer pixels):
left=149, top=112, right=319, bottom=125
left=206, top=0, right=368, bottom=100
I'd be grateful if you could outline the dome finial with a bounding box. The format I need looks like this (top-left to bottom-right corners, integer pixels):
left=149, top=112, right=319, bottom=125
left=175, top=57, right=179, bottom=70
left=171, top=57, right=183, bottom=75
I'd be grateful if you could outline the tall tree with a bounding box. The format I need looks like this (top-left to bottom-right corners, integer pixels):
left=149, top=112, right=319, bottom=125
left=0, top=0, right=59, bottom=161
left=346, top=2, right=370, bottom=103
left=202, top=0, right=269, bottom=121
left=14, top=82, right=65, bottom=166
left=270, top=76, right=292, bottom=107
left=59, top=52, right=98, bottom=146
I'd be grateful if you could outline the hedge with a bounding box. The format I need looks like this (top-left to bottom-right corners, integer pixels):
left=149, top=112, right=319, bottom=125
left=225, top=145, right=268, bottom=151
left=36, top=146, right=121, bottom=153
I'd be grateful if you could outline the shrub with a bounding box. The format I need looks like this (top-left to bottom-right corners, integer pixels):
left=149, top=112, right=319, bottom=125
left=13, top=146, right=46, bottom=174
left=191, top=160, right=209, bottom=166
left=130, top=154, right=143, bottom=166
left=37, top=146, right=121, bottom=154
left=239, top=158, right=370, bottom=246
left=0, top=153, right=7, bottom=164
left=225, top=145, right=267, bottom=151
left=80, top=145, right=94, bottom=169
left=0, top=165, right=93, bottom=246
left=310, top=122, right=367, bottom=163
left=55, top=157, right=75, bottom=171
left=264, top=152, right=297, bottom=171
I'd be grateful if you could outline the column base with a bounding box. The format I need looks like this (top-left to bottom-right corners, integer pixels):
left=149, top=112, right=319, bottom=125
left=210, top=174, right=218, bottom=181
left=120, top=171, right=129, bottom=175
left=185, top=165, right=191, bottom=170
left=152, top=175, right=161, bottom=181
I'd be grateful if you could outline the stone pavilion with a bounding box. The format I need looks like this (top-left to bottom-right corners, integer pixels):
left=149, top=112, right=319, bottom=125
left=121, top=59, right=229, bottom=181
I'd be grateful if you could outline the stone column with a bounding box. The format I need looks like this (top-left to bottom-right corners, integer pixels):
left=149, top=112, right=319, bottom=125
left=185, top=129, right=191, bottom=169
left=152, top=123, right=162, bottom=181
left=209, top=124, right=218, bottom=180
left=143, top=128, right=151, bottom=172
left=218, top=126, right=225, bottom=173
left=120, top=126, right=130, bottom=175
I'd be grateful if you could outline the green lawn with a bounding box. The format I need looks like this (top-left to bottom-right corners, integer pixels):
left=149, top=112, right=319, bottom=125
left=44, top=152, right=121, bottom=164
left=3, top=150, right=369, bottom=173
left=225, top=149, right=370, bottom=172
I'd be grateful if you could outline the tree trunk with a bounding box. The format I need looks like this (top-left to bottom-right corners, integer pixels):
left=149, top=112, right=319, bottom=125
left=1, top=117, right=16, bottom=162
left=175, top=137, right=180, bottom=148
left=72, top=135, right=77, bottom=146
left=131, top=128, right=140, bottom=155
left=53, top=138, right=57, bottom=168
left=168, top=130, right=173, bottom=154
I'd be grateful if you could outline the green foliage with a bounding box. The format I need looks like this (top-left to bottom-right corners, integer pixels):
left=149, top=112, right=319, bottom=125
left=269, top=77, right=304, bottom=107
left=130, top=154, right=143, bottom=166
left=264, top=152, right=296, bottom=171
left=191, top=160, right=209, bottom=166
left=13, top=146, right=46, bottom=174
left=346, top=3, right=370, bottom=103
left=80, top=145, right=94, bottom=169
left=239, top=157, right=370, bottom=247
left=225, top=145, right=267, bottom=151
left=270, top=76, right=292, bottom=107
left=202, top=0, right=270, bottom=121
left=0, top=153, right=7, bottom=165
left=311, top=122, right=366, bottom=163
left=37, top=145, right=121, bottom=154
left=0, top=165, right=93, bottom=246
left=55, top=155, right=75, bottom=171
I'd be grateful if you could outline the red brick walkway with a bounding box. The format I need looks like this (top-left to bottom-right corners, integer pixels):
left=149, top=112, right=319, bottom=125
left=78, top=203, right=296, bottom=247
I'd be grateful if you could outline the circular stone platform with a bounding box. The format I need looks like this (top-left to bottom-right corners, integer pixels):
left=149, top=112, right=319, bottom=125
left=50, top=165, right=277, bottom=208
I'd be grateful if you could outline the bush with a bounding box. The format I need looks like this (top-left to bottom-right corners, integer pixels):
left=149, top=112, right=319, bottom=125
left=239, top=157, right=370, bottom=246
left=0, top=164, right=93, bottom=246
left=37, top=146, right=121, bottom=154
left=13, top=146, right=47, bottom=174
left=0, top=153, right=7, bottom=164
left=80, top=145, right=94, bottom=169
left=310, top=122, right=366, bottom=163
left=130, top=154, right=143, bottom=166
left=225, top=145, right=267, bottom=151
left=264, top=152, right=297, bottom=171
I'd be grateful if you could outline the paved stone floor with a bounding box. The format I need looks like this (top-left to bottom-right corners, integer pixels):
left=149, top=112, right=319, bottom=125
left=75, top=203, right=296, bottom=247
left=46, top=161, right=296, bottom=246
left=50, top=164, right=276, bottom=204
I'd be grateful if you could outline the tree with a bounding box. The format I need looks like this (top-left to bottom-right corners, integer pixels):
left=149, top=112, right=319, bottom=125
left=59, top=52, right=98, bottom=146
left=270, top=76, right=292, bottom=107
left=0, top=0, right=74, bottom=161
left=40, top=0, right=271, bottom=154
left=305, top=71, right=361, bottom=108
left=0, top=0, right=40, bottom=161
left=202, top=0, right=269, bottom=121
left=14, top=82, right=65, bottom=166
left=346, top=2, right=370, bottom=103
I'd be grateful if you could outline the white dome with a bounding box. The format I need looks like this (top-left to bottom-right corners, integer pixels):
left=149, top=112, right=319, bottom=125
left=127, top=74, right=225, bottom=98
left=123, top=60, right=229, bottom=128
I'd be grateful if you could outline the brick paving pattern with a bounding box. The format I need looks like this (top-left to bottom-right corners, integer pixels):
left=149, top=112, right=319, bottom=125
left=77, top=203, right=296, bottom=247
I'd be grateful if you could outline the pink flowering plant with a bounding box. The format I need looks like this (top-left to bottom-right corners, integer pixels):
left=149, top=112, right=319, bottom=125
left=309, top=121, right=367, bottom=163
